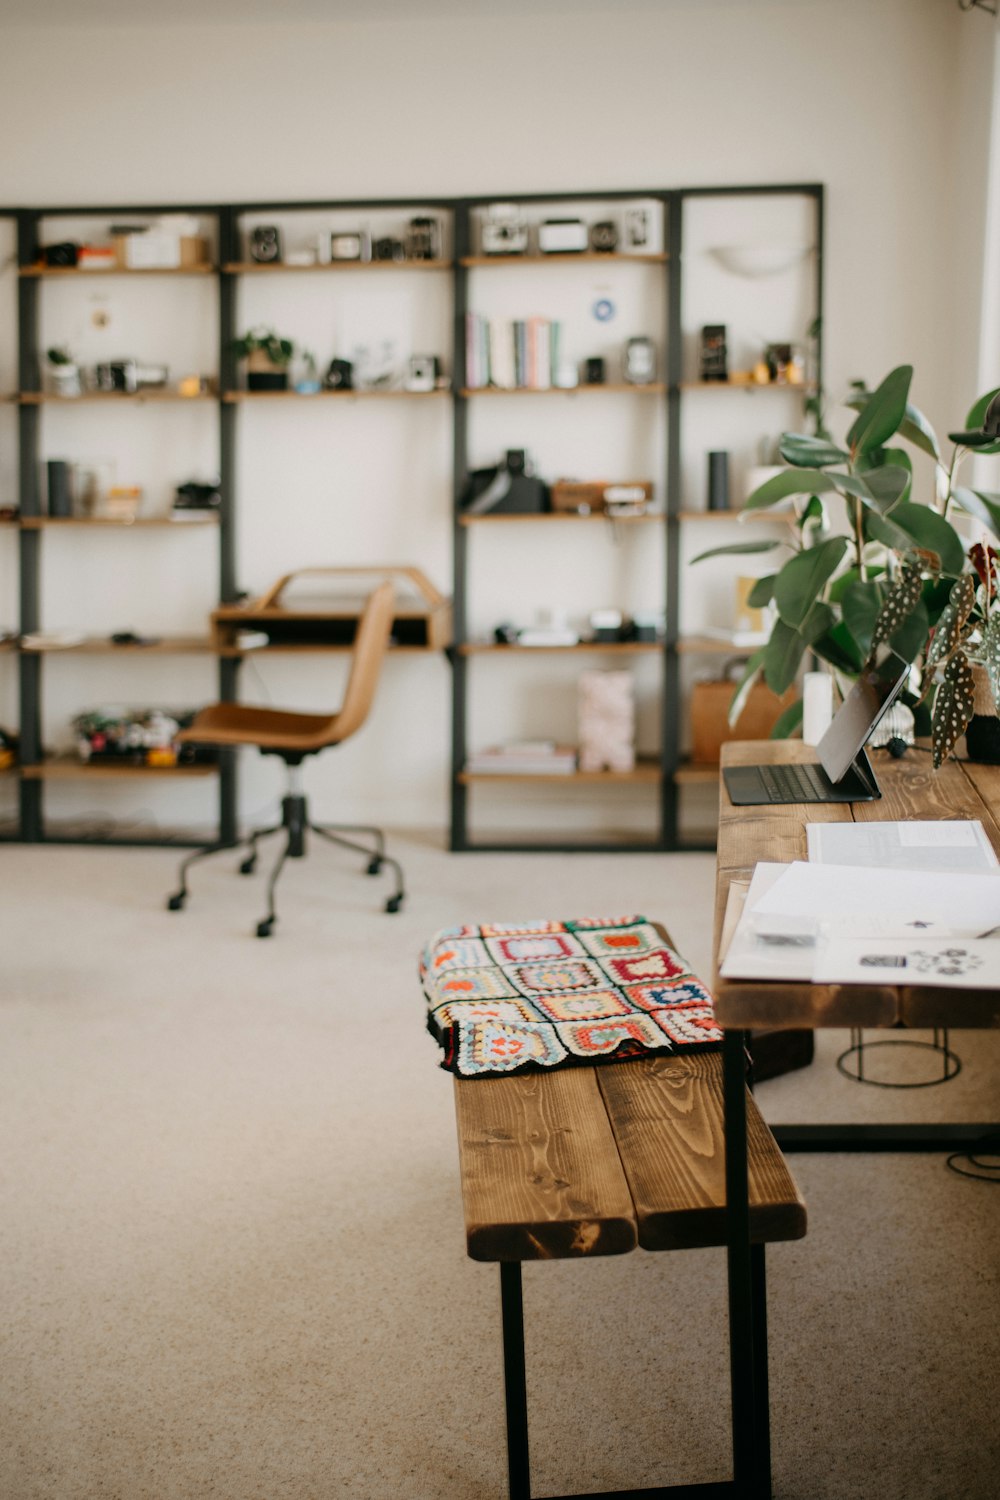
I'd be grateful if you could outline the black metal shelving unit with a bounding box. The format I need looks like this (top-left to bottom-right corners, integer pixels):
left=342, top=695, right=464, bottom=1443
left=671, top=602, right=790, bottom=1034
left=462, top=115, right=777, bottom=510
left=0, top=183, right=823, bottom=852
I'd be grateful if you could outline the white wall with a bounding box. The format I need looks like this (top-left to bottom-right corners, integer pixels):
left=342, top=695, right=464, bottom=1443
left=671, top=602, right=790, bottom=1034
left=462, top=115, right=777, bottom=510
left=0, top=0, right=996, bottom=838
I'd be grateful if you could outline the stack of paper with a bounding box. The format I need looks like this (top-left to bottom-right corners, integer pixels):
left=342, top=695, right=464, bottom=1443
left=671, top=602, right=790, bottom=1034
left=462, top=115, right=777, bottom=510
left=720, top=821, right=1000, bottom=988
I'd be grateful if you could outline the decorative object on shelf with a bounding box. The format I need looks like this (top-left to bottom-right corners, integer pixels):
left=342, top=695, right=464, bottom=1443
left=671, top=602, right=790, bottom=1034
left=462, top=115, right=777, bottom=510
left=233, top=328, right=294, bottom=390
left=578, top=668, right=636, bottom=773
left=707, top=451, right=730, bottom=511
left=373, top=236, right=405, bottom=262
left=633, top=609, right=664, bottom=643
left=462, top=449, right=549, bottom=516
left=44, top=346, right=80, bottom=398
left=604, top=482, right=653, bottom=518
left=693, top=367, right=1000, bottom=767
left=324, top=357, right=354, bottom=391
left=351, top=339, right=397, bottom=390
left=689, top=668, right=796, bottom=765
left=700, top=325, right=728, bottom=382
left=624, top=206, right=650, bottom=249
left=404, top=355, right=440, bottom=393
left=764, top=342, right=804, bottom=385
left=0, top=727, right=17, bottom=772
left=464, top=741, right=577, bottom=775
left=46, top=460, right=74, bottom=518
left=592, top=297, right=615, bottom=322
left=589, top=609, right=629, bottom=643
left=104, top=486, right=143, bottom=522
left=623, top=335, right=655, bottom=384
left=407, top=217, right=440, bottom=260
left=539, top=218, right=587, bottom=254
left=73, top=459, right=114, bottom=519
left=331, top=231, right=365, bottom=260
left=72, top=707, right=216, bottom=767
left=590, top=220, right=618, bottom=253
left=92, top=359, right=169, bottom=394
left=172, top=479, right=221, bottom=518
left=583, top=356, right=605, bottom=385
left=249, top=224, right=282, bottom=264
left=115, top=216, right=207, bottom=269
left=43, top=241, right=78, bottom=268
left=550, top=479, right=653, bottom=518
left=481, top=203, right=528, bottom=256
left=294, top=351, right=322, bottom=394
left=707, top=242, right=810, bottom=278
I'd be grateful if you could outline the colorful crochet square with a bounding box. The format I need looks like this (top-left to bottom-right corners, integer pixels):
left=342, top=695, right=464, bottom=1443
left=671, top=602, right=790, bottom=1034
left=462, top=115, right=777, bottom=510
left=420, top=916, right=722, bottom=1078
left=484, top=932, right=585, bottom=965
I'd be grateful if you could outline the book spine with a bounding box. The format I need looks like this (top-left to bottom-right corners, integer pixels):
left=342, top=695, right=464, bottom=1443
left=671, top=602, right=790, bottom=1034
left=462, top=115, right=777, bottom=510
left=535, top=319, right=551, bottom=390
left=514, top=320, right=526, bottom=388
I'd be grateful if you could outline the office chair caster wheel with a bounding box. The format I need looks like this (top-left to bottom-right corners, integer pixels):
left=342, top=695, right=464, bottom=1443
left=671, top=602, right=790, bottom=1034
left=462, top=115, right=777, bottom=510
left=385, top=895, right=403, bottom=914
left=167, top=893, right=186, bottom=912
left=256, top=917, right=275, bottom=938
left=367, top=857, right=383, bottom=876
left=239, top=856, right=256, bottom=875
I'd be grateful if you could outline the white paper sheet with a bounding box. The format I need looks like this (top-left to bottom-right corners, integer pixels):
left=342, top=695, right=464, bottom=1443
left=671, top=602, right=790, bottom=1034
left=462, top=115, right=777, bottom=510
left=752, top=862, right=1000, bottom=938
left=806, top=820, right=999, bottom=873
left=813, top=936, right=1000, bottom=989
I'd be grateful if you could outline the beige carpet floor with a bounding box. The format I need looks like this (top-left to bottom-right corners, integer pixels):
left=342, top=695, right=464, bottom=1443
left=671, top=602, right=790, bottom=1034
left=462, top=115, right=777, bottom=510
left=1, top=835, right=998, bottom=1500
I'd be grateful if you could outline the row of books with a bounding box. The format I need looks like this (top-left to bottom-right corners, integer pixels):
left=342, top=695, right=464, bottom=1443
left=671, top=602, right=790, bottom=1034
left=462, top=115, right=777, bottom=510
left=465, top=314, right=563, bottom=390
left=464, top=740, right=577, bottom=775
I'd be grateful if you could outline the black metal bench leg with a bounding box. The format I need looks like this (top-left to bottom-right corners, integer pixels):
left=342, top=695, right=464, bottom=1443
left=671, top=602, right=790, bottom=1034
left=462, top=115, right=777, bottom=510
left=500, top=1262, right=532, bottom=1500
left=724, top=1028, right=765, bottom=1498
left=750, top=1244, right=771, bottom=1500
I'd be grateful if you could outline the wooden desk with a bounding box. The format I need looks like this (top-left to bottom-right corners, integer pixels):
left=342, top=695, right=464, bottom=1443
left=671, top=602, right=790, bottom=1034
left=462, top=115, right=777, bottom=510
left=712, top=739, right=1000, bottom=1497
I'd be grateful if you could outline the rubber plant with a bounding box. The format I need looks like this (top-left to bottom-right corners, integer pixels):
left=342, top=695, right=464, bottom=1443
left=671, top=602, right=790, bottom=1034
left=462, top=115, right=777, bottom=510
left=692, top=366, right=1000, bottom=766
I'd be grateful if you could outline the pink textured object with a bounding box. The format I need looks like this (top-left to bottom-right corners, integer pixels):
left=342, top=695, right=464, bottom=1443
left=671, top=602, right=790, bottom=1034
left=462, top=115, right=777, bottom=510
left=578, top=668, right=636, bottom=772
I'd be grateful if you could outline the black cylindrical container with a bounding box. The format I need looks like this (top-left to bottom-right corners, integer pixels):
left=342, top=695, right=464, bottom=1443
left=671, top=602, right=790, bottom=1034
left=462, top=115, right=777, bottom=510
left=47, top=460, right=73, bottom=517
left=707, top=450, right=730, bottom=511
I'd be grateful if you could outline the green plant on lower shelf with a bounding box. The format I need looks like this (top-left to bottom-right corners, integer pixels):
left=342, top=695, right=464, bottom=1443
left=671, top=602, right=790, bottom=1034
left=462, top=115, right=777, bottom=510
left=231, top=327, right=294, bottom=366
left=693, top=365, right=1000, bottom=767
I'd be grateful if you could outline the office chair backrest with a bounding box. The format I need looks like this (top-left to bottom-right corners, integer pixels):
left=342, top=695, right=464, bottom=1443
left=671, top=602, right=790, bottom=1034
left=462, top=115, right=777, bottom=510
left=329, top=580, right=396, bottom=742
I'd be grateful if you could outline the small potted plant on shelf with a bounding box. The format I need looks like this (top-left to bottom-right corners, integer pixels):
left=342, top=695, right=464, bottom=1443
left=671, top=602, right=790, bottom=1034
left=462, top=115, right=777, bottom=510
left=693, top=366, right=1000, bottom=768
left=44, top=345, right=80, bottom=398
left=232, top=327, right=294, bottom=391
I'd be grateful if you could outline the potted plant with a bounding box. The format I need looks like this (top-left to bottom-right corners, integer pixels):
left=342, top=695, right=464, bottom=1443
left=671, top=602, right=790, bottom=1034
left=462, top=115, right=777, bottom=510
left=232, top=328, right=294, bottom=391
left=693, top=366, right=1000, bottom=767
left=45, top=345, right=80, bottom=398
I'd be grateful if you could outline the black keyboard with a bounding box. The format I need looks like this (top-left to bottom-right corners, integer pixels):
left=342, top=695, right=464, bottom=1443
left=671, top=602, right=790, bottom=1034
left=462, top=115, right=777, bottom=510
left=758, top=761, right=832, bottom=803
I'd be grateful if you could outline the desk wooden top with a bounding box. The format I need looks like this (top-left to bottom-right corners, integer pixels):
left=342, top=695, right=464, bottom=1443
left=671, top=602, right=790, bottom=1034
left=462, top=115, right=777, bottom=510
left=713, top=741, right=1000, bottom=1031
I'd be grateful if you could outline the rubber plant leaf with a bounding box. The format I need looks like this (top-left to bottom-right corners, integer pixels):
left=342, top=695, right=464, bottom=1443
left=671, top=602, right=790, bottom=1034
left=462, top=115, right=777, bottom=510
left=869, top=563, right=924, bottom=652
left=841, top=578, right=885, bottom=658
left=763, top=619, right=806, bottom=695
left=898, top=403, right=940, bottom=461
left=879, top=502, right=966, bottom=577
left=690, top=538, right=784, bottom=564
left=864, top=509, right=924, bottom=556
left=811, top=622, right=864, bottom=674
left=926, top=574, right=976, bottom=668
left=727, top=647, right=766, bottom=728
left=777, top=434, right=850, bottom=468
left=772, top=536, right=848, bottom=628
left=932, top=652, right=975, bottom=768
left=746, top=575, right=776, bottom=608
left=744, top=468, right=839, bottom=510
left=846, top=365, right=912, bottom=457
left=961, top=388, right=1000, bottom=456
left=982, top=613, right=1000, bottom=710
left=770, top=698, right=804, bottom=740
left=952, top=486, right=1000, bottom=541
left=856, top=464, right=910, bottom=513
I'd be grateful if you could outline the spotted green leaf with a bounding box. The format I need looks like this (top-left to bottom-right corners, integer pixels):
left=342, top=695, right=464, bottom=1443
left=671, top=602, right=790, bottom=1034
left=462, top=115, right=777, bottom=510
left=932, top=653, right=975, bottom=768
left=927, top=575, right=975, bottom=667
left=870, top=564, right=923, bottom=652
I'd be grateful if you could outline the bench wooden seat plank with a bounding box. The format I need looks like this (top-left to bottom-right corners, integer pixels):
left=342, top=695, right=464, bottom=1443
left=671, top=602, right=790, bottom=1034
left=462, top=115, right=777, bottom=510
left=454, top=1067, right=638, bottom=1263
left=596, top=1053, right=807, bottom=1251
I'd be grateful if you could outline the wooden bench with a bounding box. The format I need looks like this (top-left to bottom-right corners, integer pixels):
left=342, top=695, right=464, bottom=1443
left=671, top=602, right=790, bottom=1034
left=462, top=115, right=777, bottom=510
left=454, top=1040, right=806, bottom=1499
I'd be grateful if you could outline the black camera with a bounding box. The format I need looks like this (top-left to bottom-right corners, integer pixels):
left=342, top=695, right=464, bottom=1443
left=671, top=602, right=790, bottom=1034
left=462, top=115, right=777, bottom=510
left=590, top=221, right=618, bottom=253
left=44, top=242, right=79, bottom=268
left=249, top=225, right=282, bottom=264
left=325, top=358, right=353, bottom=390
left=174, top=480, right=220, bottom=511
left=373, top=237, right=404, bottom=263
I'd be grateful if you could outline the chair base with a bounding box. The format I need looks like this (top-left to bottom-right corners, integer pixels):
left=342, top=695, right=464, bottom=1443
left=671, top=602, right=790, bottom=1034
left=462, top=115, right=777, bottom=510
left=166, top=791, right=405, bottom=935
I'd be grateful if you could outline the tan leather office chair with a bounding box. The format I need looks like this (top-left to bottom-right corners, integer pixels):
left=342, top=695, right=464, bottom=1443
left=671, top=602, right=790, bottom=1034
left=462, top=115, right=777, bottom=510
left=166, top=580, right=404, bottom=935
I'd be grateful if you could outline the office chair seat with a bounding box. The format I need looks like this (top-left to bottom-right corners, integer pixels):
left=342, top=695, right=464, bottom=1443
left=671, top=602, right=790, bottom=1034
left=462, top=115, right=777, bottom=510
left=166, top=580, right=405, bottom=934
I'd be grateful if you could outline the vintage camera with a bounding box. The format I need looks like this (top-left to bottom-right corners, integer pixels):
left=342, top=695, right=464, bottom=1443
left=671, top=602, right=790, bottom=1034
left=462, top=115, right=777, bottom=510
left=590, top=220, right=618, bottom=253
left=330, top=232, right=363, bottom=261
left=404, top=355, right=440, bottom=393
left=624, top=207, right=650, bottom=249
left=481, top=203, right=528, bottom=256
left=623, top=337, right=655, bottom=385
left=373, top=237, right=404, bottom=263
left=249, top=225, right=282, bottom=264
left=584, top=357, right=606, bottom=385
left=539, top=218, right=587, bottom=254
left=700, top=325, right=728, bottom=382
left=324, top=358, right=354, bottom=391
left=43, top=241, right=79, bottom=268
left=406, top=217, right=440, bottom=261
left=94, top=360, right=168, bottom=394
left=173, top=480, right=221, bottom=512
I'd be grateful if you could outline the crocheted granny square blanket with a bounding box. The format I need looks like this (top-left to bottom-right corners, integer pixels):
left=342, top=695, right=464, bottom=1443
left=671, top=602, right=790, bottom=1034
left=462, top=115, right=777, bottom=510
left=420, top=915, right=722, bottom=1078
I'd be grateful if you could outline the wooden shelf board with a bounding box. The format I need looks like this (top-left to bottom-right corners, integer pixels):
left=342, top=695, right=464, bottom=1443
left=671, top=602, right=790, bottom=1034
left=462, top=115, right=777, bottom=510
left=461, top=252, right=668, bottom=266
left=20, top=635, right=214, bottom=655
left=460, top=382, right=665, bottom=397
left=674, top=761, right=722, bottom=786
left=18, top=391, right=217, bottom=404
left=224, top=259, right=451, bottom=273
left=680, top=379, right=815, bottom=393
left=20, top=263, right=216, bottom=278
left=20, top=515, right=218, bottom=528
left=21, top=757, right=219, bottom=780
left=223, top=388, right=449, bottom=401
left=460, top=761, right=661, bottom=785
left=458, top=511, right=663, bottom=525
left=677, top=635, right=763, bottom=655
left=216, top=643, right=434, bottom=656
left=678, top=508, right=796, bottom=524
left=459, top=641, right=662, bottom=655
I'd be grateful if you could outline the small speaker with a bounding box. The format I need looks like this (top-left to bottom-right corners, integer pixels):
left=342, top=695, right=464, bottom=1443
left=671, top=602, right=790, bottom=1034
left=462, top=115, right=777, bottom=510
left=249, top=225, right=282, bottom=264
left=47, top=460, right=73, bottom=517
left=707, top=451, right=730, bottom=511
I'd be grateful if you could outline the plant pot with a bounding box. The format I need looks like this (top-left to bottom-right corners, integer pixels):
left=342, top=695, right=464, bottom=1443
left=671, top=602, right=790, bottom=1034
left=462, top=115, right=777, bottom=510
left=965, top=665, right=1000, bottom=764
left=246, top=349, right=288, bottom=392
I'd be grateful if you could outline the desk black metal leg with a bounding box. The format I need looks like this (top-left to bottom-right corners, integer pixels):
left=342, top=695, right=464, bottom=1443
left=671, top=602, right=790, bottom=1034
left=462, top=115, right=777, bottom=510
left=750, top=1245, right=770, bottom=1500
left=723, top=1028, right=762, bottom=1497
left=500, top=1262, right=531, bottom=1500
